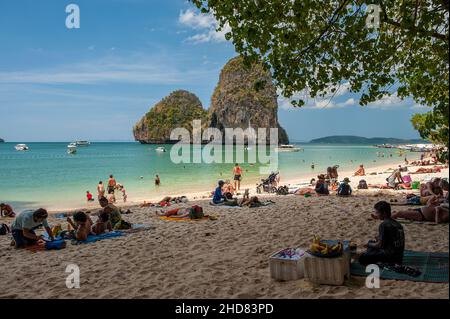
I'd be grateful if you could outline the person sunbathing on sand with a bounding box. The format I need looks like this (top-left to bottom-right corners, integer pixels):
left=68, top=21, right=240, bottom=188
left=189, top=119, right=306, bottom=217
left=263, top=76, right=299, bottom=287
left=156, top=208, right=191, bottom=218
left=353, top=164, right=366, bottom=176
left=391, top=195, right=449, bottom=224
left=66, top=211, right=94, bottom=241
left=359, top=201, right=405, bottom=266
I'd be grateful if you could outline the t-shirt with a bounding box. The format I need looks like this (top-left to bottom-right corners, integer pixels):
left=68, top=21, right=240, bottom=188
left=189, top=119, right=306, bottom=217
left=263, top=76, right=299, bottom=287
left=11, top=210, right=49, bottom=231
left=87, top=193, right=93, bottom=200
left=378, top=218, right=405, bottom=261
left=213, top=186, right=224, bottom=204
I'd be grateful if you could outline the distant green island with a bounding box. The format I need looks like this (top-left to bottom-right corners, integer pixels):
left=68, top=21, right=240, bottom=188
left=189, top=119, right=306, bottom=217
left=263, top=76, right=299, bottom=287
left=309, top=135, right=428, bottom=145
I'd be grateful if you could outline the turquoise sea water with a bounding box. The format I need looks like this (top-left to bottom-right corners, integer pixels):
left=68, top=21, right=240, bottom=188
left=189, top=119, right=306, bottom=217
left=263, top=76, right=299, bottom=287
left=0, top=142, right=416, bottom=211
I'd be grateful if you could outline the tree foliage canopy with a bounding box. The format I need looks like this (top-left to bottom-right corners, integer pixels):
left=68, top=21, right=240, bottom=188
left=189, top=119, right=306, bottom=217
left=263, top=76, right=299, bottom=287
left=190, top=0, right=449, bottom=148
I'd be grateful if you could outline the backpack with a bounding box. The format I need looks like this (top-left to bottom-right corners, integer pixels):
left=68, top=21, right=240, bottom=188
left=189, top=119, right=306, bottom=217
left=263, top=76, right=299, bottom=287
left=189, top=205, right=204, bottom=219
left=339, top=183, right=351, bottom=195
left=357, top=179, right=368, bottom=189
left=0, top=223, right=10, bottom=235
left=276, top=186, right=289, bottom=195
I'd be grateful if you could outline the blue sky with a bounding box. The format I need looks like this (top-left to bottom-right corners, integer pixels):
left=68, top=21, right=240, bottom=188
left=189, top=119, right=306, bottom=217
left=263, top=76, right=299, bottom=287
left=0, top=0, right=428, bottom=142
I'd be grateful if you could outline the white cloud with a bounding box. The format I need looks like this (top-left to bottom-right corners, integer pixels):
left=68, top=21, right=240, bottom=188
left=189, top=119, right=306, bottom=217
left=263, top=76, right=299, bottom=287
left=0, top=56, right=219, bottom=85
left=178, top=9, right=231, bottom=43
left=366, top=93, right=420, bottom=109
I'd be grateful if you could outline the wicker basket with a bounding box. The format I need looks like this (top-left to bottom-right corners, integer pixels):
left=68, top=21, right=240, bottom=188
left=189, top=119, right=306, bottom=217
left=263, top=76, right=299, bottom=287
left=269, top=248, right=306, bottom=281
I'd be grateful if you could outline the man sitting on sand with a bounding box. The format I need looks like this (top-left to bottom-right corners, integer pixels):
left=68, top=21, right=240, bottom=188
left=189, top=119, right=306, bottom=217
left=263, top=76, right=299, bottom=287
left=66, top=211, right=94, bottom=241
left=359, top=201, right=405, bottom=266
left=212, top=180, right=238, bottom=206
left=0, top=203, right=16, bottom=217
left=337, top=178, right=352, bottom=196
left=353, top=164, right=366, bottom=176
left=10, top=209, right=55, bottom=248
left=99, top=197, right=123, bottom=229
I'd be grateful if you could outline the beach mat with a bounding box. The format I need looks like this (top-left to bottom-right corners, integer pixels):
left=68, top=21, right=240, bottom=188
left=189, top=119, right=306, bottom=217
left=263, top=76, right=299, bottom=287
left=159, top=216, right=210, bottom=222
left=71, top=231, right=124, bottom=244
left=351, top=250, right=449, bottom=283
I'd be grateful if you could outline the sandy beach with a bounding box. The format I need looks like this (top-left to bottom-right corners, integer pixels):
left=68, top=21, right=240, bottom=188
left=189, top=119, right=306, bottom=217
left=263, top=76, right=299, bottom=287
left=0, top=162, right=448, bottom=299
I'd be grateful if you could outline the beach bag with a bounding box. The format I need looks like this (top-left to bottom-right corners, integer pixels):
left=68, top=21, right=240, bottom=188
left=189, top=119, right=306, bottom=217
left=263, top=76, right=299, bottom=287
left=402, top=175, right=412, bottom=183
left=189, top=205, right=204, bottom=219
left=357, top=180, right=368, bottom=189
left=0, top=223, right=10, bottom=235
left=276, top=186, right=289, bottom=195
left=45, top=239, right=66, bottom=250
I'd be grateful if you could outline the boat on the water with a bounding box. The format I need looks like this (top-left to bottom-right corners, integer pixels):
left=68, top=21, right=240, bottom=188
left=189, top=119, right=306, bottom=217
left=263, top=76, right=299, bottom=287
left=155, top=147, right=167, bottom=153
left=276, top=144, right=302, bottom=152
left=15, top=144, right=29, bottom=151
left=75, top=140, right=90, bottom=146
left=67, top=143, right=77, bottom=154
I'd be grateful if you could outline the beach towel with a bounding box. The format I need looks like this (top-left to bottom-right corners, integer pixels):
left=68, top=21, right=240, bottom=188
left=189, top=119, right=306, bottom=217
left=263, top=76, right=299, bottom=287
left=24, top=239, right=66, bottom=252
left=159, top=215, right=210, bottom=222
left=351, top=250, right=449, bottom=283
left=71, top=231, right=124, bottom=244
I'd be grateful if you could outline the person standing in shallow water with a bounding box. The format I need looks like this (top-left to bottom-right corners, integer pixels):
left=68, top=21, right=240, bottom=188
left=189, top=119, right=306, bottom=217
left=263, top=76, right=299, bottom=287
left=107, top=175, right=116, bottom=194
left=155, top=174, right=161, bottom=186
left=97, top=181, right=105, bottom=200
left=233, top=163, right=242, bottom=191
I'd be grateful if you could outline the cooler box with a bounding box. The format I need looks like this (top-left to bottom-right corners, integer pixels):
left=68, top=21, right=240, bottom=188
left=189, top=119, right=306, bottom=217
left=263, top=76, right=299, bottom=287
left=269, top=248, right=306, bottom=281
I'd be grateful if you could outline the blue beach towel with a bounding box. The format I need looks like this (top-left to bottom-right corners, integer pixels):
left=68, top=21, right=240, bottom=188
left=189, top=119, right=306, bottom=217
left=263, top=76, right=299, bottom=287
left=43, top=231, right=123, bottom=245
left=72, top=231, right=124, bottom=244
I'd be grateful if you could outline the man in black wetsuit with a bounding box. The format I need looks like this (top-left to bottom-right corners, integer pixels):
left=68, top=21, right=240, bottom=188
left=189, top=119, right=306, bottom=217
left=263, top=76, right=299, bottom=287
left=359, top=201, right=405, bottom=266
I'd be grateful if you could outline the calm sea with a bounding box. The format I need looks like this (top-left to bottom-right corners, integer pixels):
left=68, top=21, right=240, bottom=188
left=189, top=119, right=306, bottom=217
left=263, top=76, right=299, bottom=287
left=0, top=142, right=415, bottom=211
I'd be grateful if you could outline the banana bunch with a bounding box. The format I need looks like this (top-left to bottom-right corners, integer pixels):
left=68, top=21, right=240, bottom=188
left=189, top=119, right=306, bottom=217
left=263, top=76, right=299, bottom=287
left=309, top=236, right=343, bottom=256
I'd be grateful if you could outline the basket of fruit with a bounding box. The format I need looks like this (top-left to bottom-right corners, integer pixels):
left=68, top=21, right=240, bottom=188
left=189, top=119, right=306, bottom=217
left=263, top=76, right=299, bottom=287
left=307, top=236, right=344, bottom=258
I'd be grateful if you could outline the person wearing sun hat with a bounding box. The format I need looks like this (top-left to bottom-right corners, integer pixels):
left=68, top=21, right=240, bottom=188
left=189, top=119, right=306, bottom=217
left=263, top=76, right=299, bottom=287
left=337, top=177, right=352, bottom=196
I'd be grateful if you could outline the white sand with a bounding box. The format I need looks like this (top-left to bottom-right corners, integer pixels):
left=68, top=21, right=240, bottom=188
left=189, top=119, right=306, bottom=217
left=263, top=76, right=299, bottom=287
left=0, top=164, right=448, bottom=299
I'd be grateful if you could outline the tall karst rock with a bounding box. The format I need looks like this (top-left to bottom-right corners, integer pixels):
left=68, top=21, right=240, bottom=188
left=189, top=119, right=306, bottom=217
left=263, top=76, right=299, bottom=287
left=208, top=56, right=289, bottom=145
left=133, top=90, right=208, bottom=144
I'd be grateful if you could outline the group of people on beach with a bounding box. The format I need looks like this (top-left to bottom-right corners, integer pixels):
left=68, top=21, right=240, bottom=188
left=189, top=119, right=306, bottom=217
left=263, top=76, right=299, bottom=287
left=95, top=175, right=127, bottom=204
left=3, top=195, right=131, bottom=248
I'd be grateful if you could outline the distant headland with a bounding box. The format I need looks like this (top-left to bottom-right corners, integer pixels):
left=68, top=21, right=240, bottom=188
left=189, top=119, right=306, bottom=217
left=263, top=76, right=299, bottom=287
left=0, top=138, right=4, bottom=143
left=309, top=135, right=428, bottom=145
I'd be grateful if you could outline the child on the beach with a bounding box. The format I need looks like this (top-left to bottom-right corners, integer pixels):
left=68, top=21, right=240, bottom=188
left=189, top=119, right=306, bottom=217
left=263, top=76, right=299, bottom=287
left=92, top=210, right=113, bottom=235
left=66, top=211, right=94, bottom=241
left=86, top=191, right=94, bottom=202
left=121, top=186, right=127, bottom=202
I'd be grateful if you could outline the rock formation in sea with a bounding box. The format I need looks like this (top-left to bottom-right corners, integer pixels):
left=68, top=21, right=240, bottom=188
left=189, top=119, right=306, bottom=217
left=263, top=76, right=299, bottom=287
left=133, top=57, right=289, bottom=145
left=0, top=138, right=4, bottom=143
left=133, top=90, right=208, bottom=144
left=208, top=56, right=289, bottom=145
